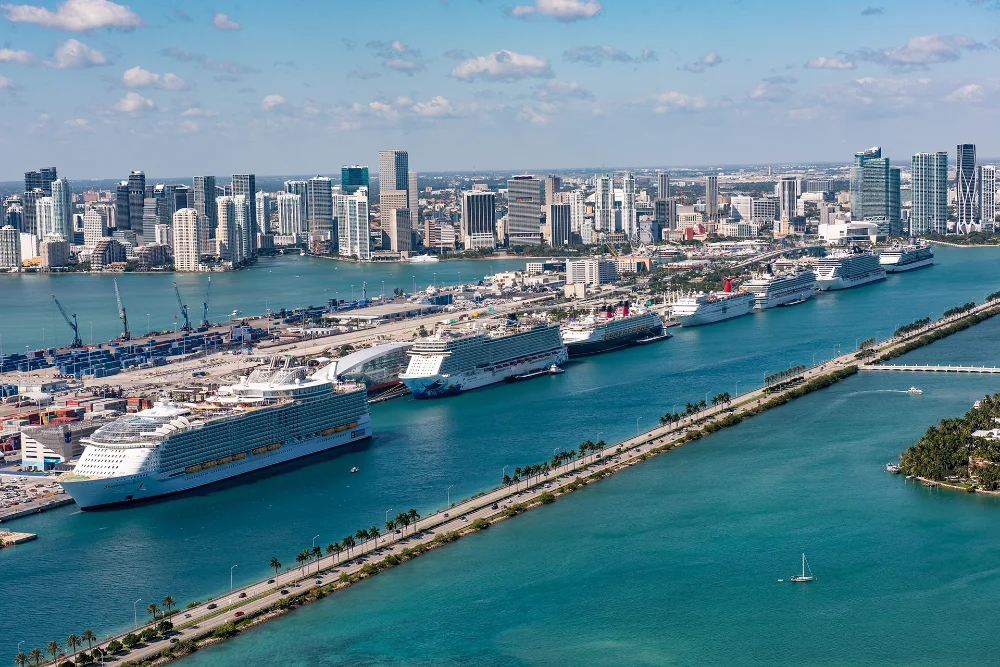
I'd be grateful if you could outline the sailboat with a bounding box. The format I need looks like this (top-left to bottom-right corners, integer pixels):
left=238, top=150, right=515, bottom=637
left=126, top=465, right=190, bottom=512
left=790, top=553, right=814, bottom=582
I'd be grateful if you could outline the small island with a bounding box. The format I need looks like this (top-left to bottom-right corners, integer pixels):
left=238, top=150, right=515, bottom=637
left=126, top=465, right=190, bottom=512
left=901, top=393, right=1000, bottom=490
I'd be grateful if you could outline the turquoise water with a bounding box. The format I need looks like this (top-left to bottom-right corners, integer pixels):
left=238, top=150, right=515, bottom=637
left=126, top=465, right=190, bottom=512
left=0, top=257, right=523, bottom=351
left=4, top=245, right=1000, bottom=660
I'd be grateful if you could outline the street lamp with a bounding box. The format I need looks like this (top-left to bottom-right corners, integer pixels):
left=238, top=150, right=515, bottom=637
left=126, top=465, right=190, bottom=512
left=503, top=465, right=509, bottom=481
left=133, top=598, right=142, bottom=630
left=735, top=381, right=740, bottom=396
left=230, top=564, right=238, bottom=602
left=312, top=534, right=320, bottom=549
left=385, top=508, right=393, bottom=525
left=146, top=313, right=150, bottom=335
left=636, top=416, right=641, bottom=435
left=447, top=485, right=455, bottom=507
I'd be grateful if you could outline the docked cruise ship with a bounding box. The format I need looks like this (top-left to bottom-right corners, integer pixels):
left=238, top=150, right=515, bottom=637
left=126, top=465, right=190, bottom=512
left=743, top=267, right=817, bottom=309
left=399, top=318, right=568, bottom=398
left=815, top=247, right=886, bottom=291
left=561, top=302, right=665, bottom=357
left=671, top=278, right=756, bottom=327
left=59, top=358, right=371, bottom=509
left=879, top=242, right=934, bottom=273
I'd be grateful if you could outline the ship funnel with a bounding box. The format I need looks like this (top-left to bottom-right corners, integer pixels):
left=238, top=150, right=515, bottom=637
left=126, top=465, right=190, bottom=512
left=623, top=301, right=630, bottom=316
left=723, top=276, right=734, bottom=293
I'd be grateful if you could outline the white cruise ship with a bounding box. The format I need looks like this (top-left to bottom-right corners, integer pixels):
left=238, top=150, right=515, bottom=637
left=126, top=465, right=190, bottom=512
left=399, top=319, right=567, bottom=398
left=815, top=248, right=886, bottom=291
left=561, top=303, right=666, bottom=357
left=743, top=267, right=817, bottom=309
left=671, top=278, right=756, bottom=327
left=59, top=358, right=371, bottom=509
left=879, top=242, right=934, bottom=273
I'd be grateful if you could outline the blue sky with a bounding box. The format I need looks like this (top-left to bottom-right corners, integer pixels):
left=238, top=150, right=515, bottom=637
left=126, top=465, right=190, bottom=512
left=2, top=0, right=1000, bottom=179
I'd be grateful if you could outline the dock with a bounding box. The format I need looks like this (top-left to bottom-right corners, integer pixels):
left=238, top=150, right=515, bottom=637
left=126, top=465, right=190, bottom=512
left=0, top=530, right=37, bottom=546
left=0, top=495, right=74, bottom=523
left=861, top=365, right=1000, bottom=374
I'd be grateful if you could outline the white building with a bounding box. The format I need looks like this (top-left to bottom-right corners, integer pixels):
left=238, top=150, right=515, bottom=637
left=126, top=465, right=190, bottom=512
left=337, top=190, right=370, bottom=260
left=0, top=225, right=20, bottom=270
left=818, top=221, right=879, bottom=244
left=389, top=207, right=412, bottom=255
left=153, top=222, right=172, bottom=247
left=173, top=208, right=203, bottom=271
left=594, top=174, right=613, bottom=232
left=277, top=192, right=303, bottom=236
left=51, top=177, right=73, bottom=240
left=621, top=171, right=637, bottom=237
left=979, top=165, right=996, bottom=230
left=83, top=208, right=108, bottom=247
left=462, top=190, right=497, bottom=250
left=216, top=196, right=239, bottom=265
left=36, top=196, right=55, bottom=237
left=566, top=257, right=617, bottom=286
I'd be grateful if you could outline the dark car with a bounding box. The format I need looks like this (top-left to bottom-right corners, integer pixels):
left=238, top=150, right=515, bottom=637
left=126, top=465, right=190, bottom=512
left=207, top=603, right=217, bottom=610
left=238, top=592, right=247, bottom=598
left=280, top=589, right=289, bottom=595
left=170, top=638, right=179, bottom=644
left=267, top=579, right=275, bottom=584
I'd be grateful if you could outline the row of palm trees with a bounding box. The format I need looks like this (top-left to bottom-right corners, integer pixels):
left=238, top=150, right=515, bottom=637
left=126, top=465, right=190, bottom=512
left=764, top=365, right=806, bottom=386
left=501, top=440, right=608, bottom=488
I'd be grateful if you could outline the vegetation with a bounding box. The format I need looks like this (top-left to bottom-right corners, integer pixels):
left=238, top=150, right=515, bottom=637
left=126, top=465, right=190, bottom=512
left=924, top=231, right=1000, bottom=246
left=765, top=365, right=807, bottom=386
left=876, top=307, right=1000, bottom=362
left=894, top=318, right=931, bottom=337
left=943, top=301, right=976, bottom=318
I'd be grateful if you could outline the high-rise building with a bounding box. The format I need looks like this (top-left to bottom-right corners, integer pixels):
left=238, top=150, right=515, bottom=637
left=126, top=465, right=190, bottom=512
left=546, top=203, right=572, bottom=246
left=461, top=190, right=497, bottom=249
left=337, top=189, right=370, bottom=260
left=172, top=208, right=203, bottom=272
left=21, top=190, right=43, bottom=235
left=216, top=196, right=238, bottom=264
left=232, top=174, right=257, bottom=256
left=0, top=225, right=21, bottom=269
left=36, top=197, right=55, bottom=237
left=889, top=167, right=901, bottom=235
left=850, top=147, right=880, bottom=216
left=507, top=176, right=543, bottom=245
left=233, top=194, right=251, bottom=263
left=277, top=193, right=303, bottom=236
left=380, top=189, right=409, bottom=252
left=50, top=177, right=73, bottom=240
left=193, top=176, right=217, bottom=240
left=778, top=176, right=797, bottom=222
left=595, top=174, right=613, bottom=232
left=543, top=175, right=562, bottom=205
left=341, top=166, right=369, bottom=195
left=408, top=171, right=419, bottom=233
left=115, top=181, right=130, bottom=230
left=621, top=171, right=637, bottom=237
left=389, top=208, right=412, bottom=254
left=306, top=176, right=333, bottom=239
left=255, top=192, right=273, bottom=234
left=284, top=180, right=309, bottom=230
left=705, top=174, right=719, bottom=226
left=911, top=152, right=948, bottom=236
left=956, top=144, right=977, bottom=232
left=83, top=208, right=108, bottom=247
left=3, top=201, right=23, bottom=232
left=24, top=167, right=57, bottom=195
left=657, top=173, right=670, bottom=200
left=378, top=150, right=409, bottom=192
left=979, top=165, right=996, bottom=230
left=568, top=190, right=586, bottom=234
left=128, top=171, right=146, bottom=238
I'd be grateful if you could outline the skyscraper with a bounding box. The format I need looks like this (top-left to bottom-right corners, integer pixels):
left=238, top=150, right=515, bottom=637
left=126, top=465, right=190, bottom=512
left=172, top=208, right=204, bottom=272
left=546, top=203, right=572, bottom=246
left=408, top=171, right=419, bottom=232
left=21, top=190, right=43, bottom=236
left=956, top=144, right=977, bottom=232
left=462, top=190, right=497, bottom=249
left=83, top=208, right=107, bottom=247
left=705, top=174, right=719, bottom=226
left=115, top=182, right=130, bottom=230
left=50, top=177, right=73, bottom=240
left=306, top=176, right=333, bottom=238
left=193, top=176, right=217, bottom=239
left=277, top=193, right=303, bottom=236
left=850, top=147, right=880, bottom=218
left=0, top=225, right=21, bottom=270
left=128, top=171, right=146, bottom=239
left=621, top=171, right=637, bottom=237
left=506, top=176, right=543, bottom=245
left=378, top=150, right=409, bottom=192
left=543, top=175, right=562, bottom=205
left=341, top=166, right=369, bottom=195
left=380, top=189, right=409, bottom=252
left=911, top=152, right=948, bottom=236
left=36, top=197, right=55, bottom=237
left=335, top=189, right=370, bottom=259
left=595, top=174, right=613, bottom=232
left=216, top=196, right=238, bottom=264
left=889, top=167, right=901, bottom=235
left=978, top=165, right=996, bottom=230
left=657, top=173, right=670, bottom=200
left=778, top=176, right=797, bottom=222
left=232, top=174, right=257, bottom=256
left=284, top=180, right=309, bottom=230
left=256, top=191, right=273, bottom=234
left=24, top=167, right=57, bottom=195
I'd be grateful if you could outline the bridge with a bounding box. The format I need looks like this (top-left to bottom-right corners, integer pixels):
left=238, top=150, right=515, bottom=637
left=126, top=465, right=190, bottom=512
left=861, top=364, right=1000, bottom=374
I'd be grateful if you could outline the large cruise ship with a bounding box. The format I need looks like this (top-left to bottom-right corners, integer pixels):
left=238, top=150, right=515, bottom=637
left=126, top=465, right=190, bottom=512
left=59, top=358, right=371, bottom=509
left=561, top=302, right=666, bottom=357
left=879, top=242, right=934, bottom=273
left=743, top=267, right=817, bottom=309
left=671, top=278, right=756, bottom=327
left=399, top=318, right=568, bottom=398
left=815, top=247, right=886, bottom=291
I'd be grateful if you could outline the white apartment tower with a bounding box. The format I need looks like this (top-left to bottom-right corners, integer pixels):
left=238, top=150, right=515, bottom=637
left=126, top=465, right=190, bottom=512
left=215, top=196, right=238, bottom=265
left=277, top=193, right=303, bottom=236
left=83, top=208, right=108, bottom=247
left=50, top=177, right=73, bottom=240
left=978, top=165, right=996, bottom=229
left=595, top=174, right=613, bottom=232
left=172, top=208, right=203, bottom=272
left=0, top=225, right=20, bottom=269
left=621, top=171, right=637, bottom=237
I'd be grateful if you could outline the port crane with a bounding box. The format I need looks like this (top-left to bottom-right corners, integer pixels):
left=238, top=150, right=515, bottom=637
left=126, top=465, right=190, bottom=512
left=51, top=294, right=82, bottom=348
left=173, top=282, right=192, bottom=331
left=113, top=278, right=131, bottom=341
left=200, top=276, right=211, bottom=330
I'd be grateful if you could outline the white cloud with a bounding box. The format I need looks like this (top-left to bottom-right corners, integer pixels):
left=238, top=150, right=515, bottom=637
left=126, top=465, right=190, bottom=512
left=805, top=56, right=856, bottom=70
left=46, top=39, right=107, bottom=69
left=511, top=0, right=601, bottom=21
left=411, top=96, right=456, bottom=118
left=747, top=81, right=791, bottom=102
left=944, top=83, right=984, bottom=103
left=651, top=91, right=709, bottom=113
left=212, top=11, right=239, bottom=30
left=451, top=50, right=552, bottom=82
left=0, top=47, right=32, bottom=64
left=123, top=65, right=189, bottom=90
left=856, top=34, right=982, bottom=70
left=536, top=79, right=594, bottom=100
left=683, top=51, right=723, bottom=73
left=261, top=94, right=286, bottom=111
left=180, top=106, right=218, bottom=117
left=1, top=0, right=141, bottom=30
left=113, top=91, right=154, bottom=113
left=181, top=120, right=198, bottom=132
left=0, top=75, right=16, bottom=89
left=365, top=40, right=424, bottom=75
left=65, top=117, right=94, bottom=130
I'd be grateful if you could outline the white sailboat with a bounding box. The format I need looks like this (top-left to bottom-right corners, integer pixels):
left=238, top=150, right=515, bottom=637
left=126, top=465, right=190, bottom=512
left=790, top=553, right=814, bottom=582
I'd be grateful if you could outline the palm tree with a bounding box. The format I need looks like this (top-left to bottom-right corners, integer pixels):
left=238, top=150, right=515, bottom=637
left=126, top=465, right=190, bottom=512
left=67, top=634, right=81, bottom=663
left=295, top=549, right=308, bottom=573
left=28, top=648, right=42, bottom=667
left=369, top=525, right=380, bottom=546
left=81, top=629, right=96, bottom=652
left=13, top=652, right=28, bottom=667
left=342, top=535, right=356, bottom=557
left=147, top=602, right=160, bottom=621
left=269, top=557, right=281, bottom=577
left=355, top=528, right=367, bottom=545
left=385, top=519, right=395, bottom=536
left=327, top=542, right=342, bottom=562
left=310, top=545, right=322, bottom=571
left=45, top=641, right=60, bottom=665
left=407, top=508, right=420, bottom=532
left=162, top=595, right=175, bottom=616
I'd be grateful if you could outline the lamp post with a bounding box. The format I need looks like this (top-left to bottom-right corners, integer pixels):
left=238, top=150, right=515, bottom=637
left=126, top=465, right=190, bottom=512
left=385, top=508, right=393, bottom=525
left=312, top=534, right=319, bottom=549
left=447, top=485, right=454, bottom=507
left=636, top=416, right=641, bottom=435
left=502, top=465, right=509, bottom=481
left=735, top=381, right=740, bottom=396
left=133, top=598, right=141, bottom=630
left=230, top=564, right=238, bottom=602
left=146, top=313, right=150, bottom=335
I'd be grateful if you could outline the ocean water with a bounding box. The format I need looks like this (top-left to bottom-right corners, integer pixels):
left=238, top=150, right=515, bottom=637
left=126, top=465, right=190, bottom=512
left=4, top=245, right=1000, bottom=660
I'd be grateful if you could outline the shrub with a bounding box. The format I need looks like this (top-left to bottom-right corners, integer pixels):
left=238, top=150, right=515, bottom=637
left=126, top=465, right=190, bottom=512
left=212, top=622, right=237, bottom=639
left=121, top=634, right=140, bottom=649
left=471, top=518, right=490, bottom=530
left=539, top=491, right=555, bottom=504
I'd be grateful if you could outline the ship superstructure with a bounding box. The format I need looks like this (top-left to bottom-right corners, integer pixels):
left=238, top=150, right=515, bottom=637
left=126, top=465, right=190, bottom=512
left=815, top=247, right=886, bottom=291
left=879, top=242, right=934, bottom=273
left=59, top=357, right=371, bottom=509
left=744, top=267, right=817, bottom=309
left=561, top=302, right=665, bottom=357
left=671, top=277, right=756, bottom=327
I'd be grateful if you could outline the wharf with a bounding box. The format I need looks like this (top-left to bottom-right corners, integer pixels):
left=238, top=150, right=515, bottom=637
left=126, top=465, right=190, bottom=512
left=0, top=495, right=73, bottom=523
left=0, top=530, right=37, bottom=546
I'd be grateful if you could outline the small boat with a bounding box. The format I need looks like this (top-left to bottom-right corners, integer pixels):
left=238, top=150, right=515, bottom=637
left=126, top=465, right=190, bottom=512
left=350, top=467, right=359, bottom=474
left=779, top=298, right=807, bottom=307
left=408, top=255, right=440, bottom=264
left=299, top=250, right=306, bottom=256
left=906, top=387, right=923, bottom=395
left=230, top=309, right=242, bottom=317
left=635, top=331, right=673, bottom=345
left=790, top=553, right=814, bottom=582
left=548, top=364, right=565, bottom=375
left=505, top=368, right=551, bottom=382
left=885, top=463, right=901, bottom=474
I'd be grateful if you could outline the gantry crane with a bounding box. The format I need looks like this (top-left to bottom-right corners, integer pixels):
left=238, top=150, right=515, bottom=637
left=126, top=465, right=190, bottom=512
left=200, top=276, right=211, bottom=330
left=51, top=293, right=82, bottom=348
left=114, top=278, right=131, bottom=341
left=173, top=282, right=192, bottom=331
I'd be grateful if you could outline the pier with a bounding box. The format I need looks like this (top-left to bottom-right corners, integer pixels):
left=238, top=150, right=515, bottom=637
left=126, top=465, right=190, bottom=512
left=860, top=365, right=1000, bottom=374
left=0, top=530, right=37, bottom=546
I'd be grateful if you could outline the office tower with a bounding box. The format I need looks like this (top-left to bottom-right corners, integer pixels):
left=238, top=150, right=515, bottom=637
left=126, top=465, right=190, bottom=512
left=36, top=197, right=55, bottom=237
left=341, top=165, right=369, bottom=195
left=283, top=180, right=309, bottom=230
left=255, top=192, right=273, bottom=234
left=172, top=208, right=203, bottom=272
left=24, top=167, right=57, bottom=195
left=21, top=190, right=43, bottom=235
left=83, top=208, right=108, bottom=247
left=889, top=167, right=901, bottom=235
left=547, top=203, right=571, bottom=246
left=172, top=184, right=192, bottom=215
left=193, top=176, right=217, bottom=240
left=544, top=175, right=562, bottom=205
left=657, top=173, right=670, bottom=200
left=911, top=152, right=948, bottom=236
left=0, top=225, right=20, bottom=269
left=378, top=150, right=409, bottom=192
left=705, top=174, right=719, bottom=226
left=568, top=190, right=585, bottom=233
left=462, top=190, right=497, bottom=249
left=231, top=174, right=257, bottom=256
left=978, top=165, right=996, bottom=229
left=507, top=176, right=543, bottom=245
left=115, top=181, right=130, bottom=229
left=154, top=223, right=172, bottom=247
left=805, top=179, right=834, bottom=193
left=594, top=174, right=613, bottom=232
left=622, top=171, right=637, bottom=237
left=277, top=193, right=303, bottom=235
left=4, top=201, right=22, bottom=232
left=408, top=171, right=419, bottom=232
left=380, top=188, right=409, bottom=251
left=306, top=176, right=333, bottom=237
left=956, top=144, right=977, bottom=232
left=233, top=194, right=251, bottom=263
left=215, top=196, right=237, bottom=264
left=338, top=191, right=370, bottom=260
left=850, top=147, right=880, bottom=216
left=778, top=176, right=797, bottom=221
left=128, top=171, right=146, bottom=237
left=50, top=177, right=73, bottom=240
left=389, top=208, right=411, bottom=253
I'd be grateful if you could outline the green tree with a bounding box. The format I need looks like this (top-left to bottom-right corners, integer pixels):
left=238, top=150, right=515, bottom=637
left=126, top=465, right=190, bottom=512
left=385, top=519, right=395, bottom=536
left=311, top=545, right=322, bottom=572
left=355, top=528, right=368, bottom=545
left=122, top=634, right=140, bottom=649
left=369, top=525, right=380, bottom=546
left=269, top=557, right=281, bottom=577
left=295, top=549, right=309, bottom=573
left=81, top=630, right=96, bottom=652
left=66, top=634, right=81, bottom=663
left=146, top=602, right=160, bottom=621
left=106, top=639, right=123, bottom=654
left=13, top=652, right=28, bottom=667
left=45, top=641, right=61, bottom=664
left=342, top=535, right=356, bottom=557
left=162, top=595, right=175, bottom=615
left=28, top=649, right=42, bottom=667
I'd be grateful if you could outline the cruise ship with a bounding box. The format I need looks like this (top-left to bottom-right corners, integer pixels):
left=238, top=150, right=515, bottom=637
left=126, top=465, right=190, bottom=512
left=399, top=318, right=568, bottom=398
left=561, top=302, right=666, bottom=357
left=671, top=277, right=756, bottom=327
left=879, top=242, right=934, bottom=273
left=815, top=247, right=886, bottom=291
left=743, top=267, right=817, bottom=309
left=59, top=358, right=371, bottom=509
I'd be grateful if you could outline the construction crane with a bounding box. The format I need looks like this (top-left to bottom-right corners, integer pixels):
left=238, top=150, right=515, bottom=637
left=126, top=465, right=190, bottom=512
left=173, top=282, right=192, bottom=331
left=114, top=278, right=131, bottom=341
left=200, top=276, right=211, bottom=330
left=51, top=294, right=82, bottom=348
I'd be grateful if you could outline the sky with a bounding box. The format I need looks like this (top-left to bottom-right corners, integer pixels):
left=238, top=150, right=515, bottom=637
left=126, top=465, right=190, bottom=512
left=2, top=0, right=1000, bottom=179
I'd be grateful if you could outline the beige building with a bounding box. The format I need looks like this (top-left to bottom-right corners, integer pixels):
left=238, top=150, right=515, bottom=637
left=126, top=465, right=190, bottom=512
left=173, top=208, right=204, bottom=272
left=39, top=235, right=69, bottom=268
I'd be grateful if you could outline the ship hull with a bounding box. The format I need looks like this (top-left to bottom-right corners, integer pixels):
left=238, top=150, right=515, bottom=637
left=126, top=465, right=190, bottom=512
left=675, top=296, right=755, bottom=327
left=565, top=323, right=664, bottom=357
left=401, top=348, right=568, bottom=399
left=816, top=272, right=886, bottom=291
left=60, top=417, right=372, bottom=509
left=753, top=285, right=816, bottom=310
left=881, top=257, right=934, bottom=273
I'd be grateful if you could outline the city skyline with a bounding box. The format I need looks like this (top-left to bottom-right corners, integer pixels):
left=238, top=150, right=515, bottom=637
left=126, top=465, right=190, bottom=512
left=3, top=0, right=1000, bottom=178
